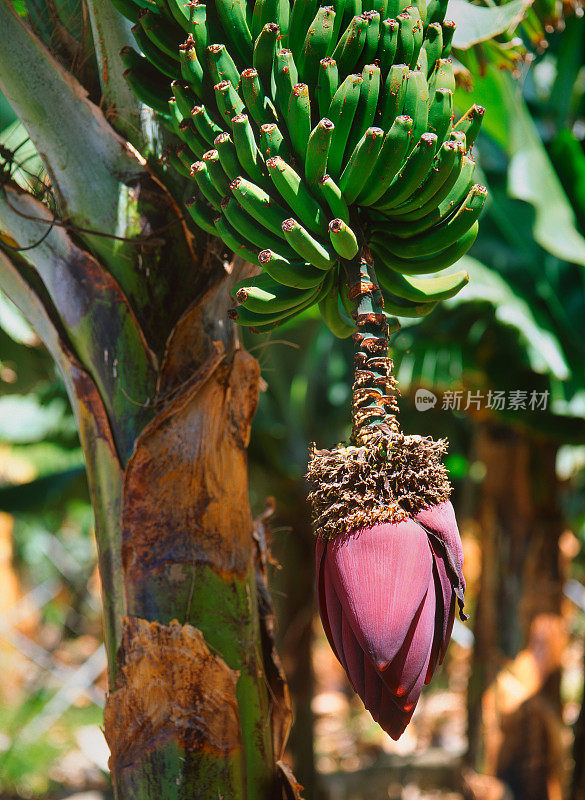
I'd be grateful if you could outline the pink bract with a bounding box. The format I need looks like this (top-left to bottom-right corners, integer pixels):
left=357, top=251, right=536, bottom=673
left=315, top=500, right=466, bottom=739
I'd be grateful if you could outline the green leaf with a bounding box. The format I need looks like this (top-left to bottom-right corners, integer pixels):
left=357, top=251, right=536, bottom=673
left=469, top=67, right=585, bottom=267
left=448, top=257, right=570, bottom=381
left=448, top=0, right=532, bottom=49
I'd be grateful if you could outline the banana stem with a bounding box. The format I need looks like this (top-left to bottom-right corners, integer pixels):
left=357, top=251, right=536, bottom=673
left=345, top=248, right=400, bottom=446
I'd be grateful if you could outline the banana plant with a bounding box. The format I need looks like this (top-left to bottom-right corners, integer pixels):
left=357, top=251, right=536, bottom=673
left=0, top=0, right=503, bottom=792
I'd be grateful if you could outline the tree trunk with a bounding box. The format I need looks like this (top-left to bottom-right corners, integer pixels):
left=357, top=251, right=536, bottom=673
left=467, top=422, right=566, bottom=800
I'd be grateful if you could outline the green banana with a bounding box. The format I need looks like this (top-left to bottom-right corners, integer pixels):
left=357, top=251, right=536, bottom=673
left=214, top=214, right=261, bottom=263
left=374, top=131, right=437, bottom=209
left=221, top=197, right=298, bottom=256
left=338, top=126, right=384, bottom=203
left=361, top=10, right=381, bottom=66
left=454, top=104, right=485, bottom=151
left=253, top=22, right=280, bottom=88
left=371, top=220, right=479, bottom=275
left=401, top=69, right=429, bottom=152
left=378, top=291, right=439, bottom=317
left=379, top=184, right=486, bottom=258
left=240, top=68, right=278, bottom=126
left=396, top=6, right=423, bottom=69
left=319, top=277, right=356, bottom=337
left=228, top=281, right=322, bottom=327
left=266, top=156, right=329, bottom=237
left=244, top=271, right=333, bottom=332
left=299, top=5, right=337, bottom=84
left=427, top=87, right=453, bottom=151
left=172, top=80, right=197, bottom=119
left=203, top=149, right=231, bottom=195
left=136, top=9, right=179, bottom=61
left=274, top=49, right=299, bottom=117
left=258, top=249, right=328, bottom=288
left=331, top=13, right=368, bottom=73
left=179, top=119, right=207, bottom=159
left=388, top=138, right=458, bottom=214
left=423, top=22, right=442, bottom=76
left=231, top=114, right=267, bottom=185
left=375, top=262, right=469, bottom=302
left=377, top=17, right=399, bottom=73
left=214, top=0, right=252, bottom=63
left=282, top=218, right=336, bottom=270
left=191, top=161, right=224, bottom=209
left=230, top=176, right=288, bottom=239
left=130, top=24, right=179, bottom=78
left=123, top=65, right=170, bottom=116
left=214, top=132, right=241, bottom=180
left=357, top=114, right=412, bottom=204
left=215, top=79, right=245, bottom=124
left=327, top=73, right=363, bottom=177
left=259, top=123, right=292, bottom=161
left=185, top=194, right=218, bottom=235
left=378, top=63, right=408, bottom=132
left=428, top=57, right=455, bottom=96
left=287, top=83, right=313, bottom=164
left=192, top=105, right=225, bottom=145
left=441, top=19, right=455, bottom=57
left=288, top=0, right=321, bottom=55
left=317, top=57, right=339, bottom=118
left=305, top=118, right=335, bottom=186
left=252, top=0, right=280, bottom=39
left=314, top=174, right=351, bottom=223
left=346, top=63, right=381, bottom=154
left=232, top=272, right=318, bottom=313
left=329, top=218, right=359, bottom=258
left=207, top=43, right=240, bottom=89
left=426, top=0, right=448, bottom=26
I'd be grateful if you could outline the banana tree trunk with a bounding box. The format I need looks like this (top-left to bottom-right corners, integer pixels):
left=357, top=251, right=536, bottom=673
left=467, top=422, right=566, bottom=800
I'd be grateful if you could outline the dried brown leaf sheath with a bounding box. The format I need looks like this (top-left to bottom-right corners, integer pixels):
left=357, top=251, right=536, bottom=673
left=105, top=617, right=242, bottom=768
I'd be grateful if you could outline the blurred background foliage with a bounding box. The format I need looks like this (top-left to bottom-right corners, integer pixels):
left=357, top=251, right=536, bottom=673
left=2, top=0, right=585, bottom=798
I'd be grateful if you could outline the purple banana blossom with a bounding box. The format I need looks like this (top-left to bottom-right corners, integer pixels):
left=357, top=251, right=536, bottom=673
left=315, top=500, right=466, bottom=739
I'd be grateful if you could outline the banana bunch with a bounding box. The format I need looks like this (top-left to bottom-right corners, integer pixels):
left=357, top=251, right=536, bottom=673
left=116, top=0, right=487, bottom=335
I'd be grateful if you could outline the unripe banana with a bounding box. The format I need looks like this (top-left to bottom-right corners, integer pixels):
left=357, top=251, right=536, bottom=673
left=288, top=0, right=321, bottom=55
left=346, top=63, right=381, bottom=154
left=375, top=263, right=469, bottom=302
left=319, top=277, right=356, bottom=336
left=454, top=104, right=485, bottom=152
left=207, top=43, right=240, bottom=89
left=329, top=218, right=359, bottom=258
left=282, top=218, right=336, bottom=269
left=231, top=114, right=267, bottom=185
left=317, top=57, right=340, bottom=118
left=378, top=185, right=487, bottom=257
left=215, top=80, right=245, bottom=124
left=396, top=6, right=423, bottom=69
left=305, top=118, right=335, bottom=186
left=389, top=138, right=458, bottom=214
left=374, top=131, right=437, bottom=209
left=214, top=132, right=241, bottom=180
left=378, top=64, right=408, bottom=133
left=259, top=123, right=292, bottom=161
left=378, top=292, right=439, bottom=317
left=441, top=19, right=455, bottom=57
left=192, top=105, right=225, bottom=145
left=327, top=73, right=363, bottom=177
left=401, top=69, right=429, bottom=152
left=253, top=22, right=280, bottom=88
left=314, top=174, right=351, bottom=223
left=423, top=22, right=443, bottom=77
left=203, top=149, right=232, bottom=195
left=427, top=87, right=453, bottom=151
left=332, top=14, right=368, bottom=73
left=275, top=49, right=299, bottom=117
left=232, top=272, right=318, bottom=313
left=266, top=156, right=329, bottom=237
left=214, top=215, right=261, bottom=263
left=377, top=18, right=399, bottom=73
left=185, top=195, right=217, bottom=234
left=288, top=83, right=313, bottom=163
left=191, top=161, right=224, bottom=209
left=179, top=119, right=207, bottom=159
left=123, top=65, right=170, bottom=115
left=215, top=0, right=252, bottom=63
left=230, top=176, right=288, bottom=238
left=339, top=126, right=384, bottom=203
left=221, top=197, right=297, bottom=256
left=428, top=57, right=455, bottom=96
left=299, top=6, right=337, bottom=83
left=357, top=114, right=412, bottom=204
left=136, top=9, right=179, bottom=61
left=241, top=68, right=278, bottom=126
left=258, top=249, right=327, bottom=288
left=361, top=10, right=381, bottom=66
left=252, top=0, right=280, bottom=39
left=371, top=220, right=479, bottom=275
left=128, top=26, right=178, bottom=79
left=172, top=81, right=196, bottom=119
